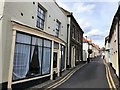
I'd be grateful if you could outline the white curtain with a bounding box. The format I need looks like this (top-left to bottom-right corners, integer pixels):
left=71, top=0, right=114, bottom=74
left=30, top=46, right=35, bottom=62
left=13, top=33, right=31, bottom=80
left=13, top=44, right=30, bottom=80
left=42, top=48, right=50, bottom=74
left=38, top=47, right=42, bottom=74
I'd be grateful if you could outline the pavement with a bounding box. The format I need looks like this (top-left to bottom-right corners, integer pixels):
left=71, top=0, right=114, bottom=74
left=26, top=56, right=120, bottom=89
left=107, top=62, right=120, bottom=89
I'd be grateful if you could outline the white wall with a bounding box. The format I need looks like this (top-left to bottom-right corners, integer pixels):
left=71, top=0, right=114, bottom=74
left=83, top=43, right=88, bottom=61
left=83, top=50, right=87, bottom=61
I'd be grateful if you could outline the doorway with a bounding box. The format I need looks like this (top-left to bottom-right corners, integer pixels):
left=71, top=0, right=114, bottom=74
left=71, top=46, right=76, bottom=68
left=53, top=52, right=58, bottom=68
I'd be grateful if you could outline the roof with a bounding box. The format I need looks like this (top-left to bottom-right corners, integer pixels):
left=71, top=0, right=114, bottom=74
left=83, top=37, right=92, bottom=43
left=105, top=36, right=109, bottom=45
left=60, top=7, right=71, bottom=16
left=83, top=37, right=100, bottom=50
left=59, top=7, right=84, bottom=33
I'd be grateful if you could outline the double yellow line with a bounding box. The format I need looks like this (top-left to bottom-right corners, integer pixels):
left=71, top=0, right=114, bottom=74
left=45, top=63, right=87, bottom=90
left=103, top=60, right=117, bottom=90
left=46, top=60, right=116, bottom=89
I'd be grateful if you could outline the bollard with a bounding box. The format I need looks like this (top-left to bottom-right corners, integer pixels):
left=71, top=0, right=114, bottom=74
left=53, top=71, right=56, bottom=80
left=60, top=69, right=62, bottom=77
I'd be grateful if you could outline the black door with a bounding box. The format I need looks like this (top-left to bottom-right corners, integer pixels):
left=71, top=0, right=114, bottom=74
left=53, top=52, right=57, bottom=68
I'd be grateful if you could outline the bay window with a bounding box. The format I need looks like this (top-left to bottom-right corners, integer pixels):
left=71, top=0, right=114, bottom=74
left=13, top=32, right=51, bottom=80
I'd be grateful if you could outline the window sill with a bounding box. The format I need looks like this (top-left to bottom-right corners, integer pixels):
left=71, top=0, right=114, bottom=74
left=12, top=74, right=50, bottom=85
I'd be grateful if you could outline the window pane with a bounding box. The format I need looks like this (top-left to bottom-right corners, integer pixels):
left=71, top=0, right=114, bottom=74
left=42, top=48, right=51, bottom=74
left=54, top=42, right=59, bottom=49
left=29, top=46, right=40, bottom=75
left=40, top=19, right=44, bottom=25
left=40, top=14, right=45, bottom=20
left=13, top=44, right=30, bottom=80
left=30, top=46, right=35, bottom=62
left=32, top=37, right=42, bottom=46
left=41, top=24, right=44, bottom=29
left=44, top=40, right=51, bottom=47
left=41, top=9, right=44, bottom=14
left=61, top=45, right=65, bottom=70
left=16, top=33, right=31, bottom=44
left=38, top=7, right=41, bottom=12
left=36, top=5, right=45, bottom=29
left=55, top=29, right=59, bottom=37
left=38, top=38, right=42, bottom=46
left=37, top=10, right=39, bottom=17
left=38, top=47, right=42, bottom=74
left=32, top=37, right=37, bottom=45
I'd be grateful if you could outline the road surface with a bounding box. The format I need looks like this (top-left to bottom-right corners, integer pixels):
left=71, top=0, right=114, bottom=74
left=56, top=57, right=109, bottom=88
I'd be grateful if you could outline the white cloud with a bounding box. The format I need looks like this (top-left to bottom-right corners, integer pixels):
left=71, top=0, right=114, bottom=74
left=3, top=0, right=119, bottom=2
left=84, top=28, right=108, bottom=39
left=77, top=19, right=91, bottom=30
left=73, top=3, right=96, bottom=13
left=85, top=29, right=102, bottom=37
left=55, top=0, right=119, bottom=2
left=86, top=29, right=100, bottom=36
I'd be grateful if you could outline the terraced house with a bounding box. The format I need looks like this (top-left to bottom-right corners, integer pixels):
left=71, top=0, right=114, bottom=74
left=106, top=5, right=120, bottom=80
left=60, top=8, right=84, bottom=68
left=0, top=0, right=83, bottom=89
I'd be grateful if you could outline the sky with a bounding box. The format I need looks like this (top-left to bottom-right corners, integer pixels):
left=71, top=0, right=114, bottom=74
left=56, top=0, right=119, bottom=48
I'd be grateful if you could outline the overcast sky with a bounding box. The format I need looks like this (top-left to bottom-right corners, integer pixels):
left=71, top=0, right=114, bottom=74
left=56, top=0, right=119, bottom=48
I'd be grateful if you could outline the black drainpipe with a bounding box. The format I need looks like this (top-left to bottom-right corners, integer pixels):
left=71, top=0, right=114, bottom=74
left=66, top=24, right=69, bottom=69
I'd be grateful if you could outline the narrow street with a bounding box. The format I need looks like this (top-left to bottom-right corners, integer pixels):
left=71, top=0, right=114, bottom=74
left=1, top=1, right=120, bottom=89
left=56, top=57, right=109, bottom=88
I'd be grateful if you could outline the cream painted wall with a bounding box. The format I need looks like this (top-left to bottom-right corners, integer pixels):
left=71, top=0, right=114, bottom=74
left=110, top=23, right=119, bottom=77
left=0, top=17, right=2, bottom=85
left=1, top=1, right=68, bottom=83
left=4, top=2, right=67, bottom=42
left=0, top=0, right=5, bottom=84
left=105, top=41, right=110, bottom=62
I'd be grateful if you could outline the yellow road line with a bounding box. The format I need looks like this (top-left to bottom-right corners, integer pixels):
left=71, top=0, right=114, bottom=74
left=46, top=63, right=87, bottom=89
left=103, top=60, right=112, bottom=89
left=103, top=60, right=117, bottom=89
left=51, top=70, right=76, bottom=89
left=46, top=69, right=75, bottom=89
left=105, top=62, right=117, bottom=89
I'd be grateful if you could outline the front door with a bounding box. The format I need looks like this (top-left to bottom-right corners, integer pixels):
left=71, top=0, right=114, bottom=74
left=53, top=52, right=57, bottom=68
left=71, top=46, right=76, bottom=68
